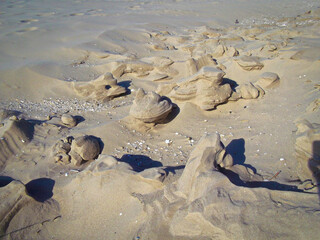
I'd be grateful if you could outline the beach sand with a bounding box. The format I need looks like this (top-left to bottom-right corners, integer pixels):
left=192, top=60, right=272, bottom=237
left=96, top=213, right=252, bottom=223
left=0, top=0, right=320, bottom=239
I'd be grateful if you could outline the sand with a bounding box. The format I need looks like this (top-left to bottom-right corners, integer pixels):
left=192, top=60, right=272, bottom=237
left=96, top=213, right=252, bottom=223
left=0, top=0, right=320, bottom=239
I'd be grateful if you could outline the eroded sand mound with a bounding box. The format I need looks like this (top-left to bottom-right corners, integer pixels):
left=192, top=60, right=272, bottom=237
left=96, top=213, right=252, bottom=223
left=0, top=117, right=34, bottom=171
left=2, top=133, right=319, bottom=239
left=295, top=120, right=320, bottom=184
left=0, top=178, right=59, bottom=239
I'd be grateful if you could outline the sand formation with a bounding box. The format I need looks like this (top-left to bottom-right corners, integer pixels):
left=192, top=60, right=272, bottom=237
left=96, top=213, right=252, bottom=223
left=53, top=135, right=101, bottom=166
left=0, top=179, right=59, bottom=239
left=0, top=2, right=320, bottom=239
left=60, top=114, right=77, bottom=127
left=295, top=120, right=320, bottom=185
left=156, top=66, right=276, bottom=110
left=73, top=73, right=126, bottom=102
left=110, top=57, right=177, bottom=81
left=129, top=88, right=173, bottom=123
left=235, top=56, right=264, bottom=71
left=4, top=133, right=315, bottom=239
left=0, top=116, right=34, bottom=171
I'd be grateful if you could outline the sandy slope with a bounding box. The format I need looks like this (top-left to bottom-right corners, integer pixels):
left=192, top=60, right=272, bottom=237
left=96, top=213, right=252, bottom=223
left=0, top=0, right=320, bottom=239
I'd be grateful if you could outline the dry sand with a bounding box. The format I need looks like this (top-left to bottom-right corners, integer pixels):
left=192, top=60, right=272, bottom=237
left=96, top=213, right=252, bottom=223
left=0, top=0, right=320, bottom=239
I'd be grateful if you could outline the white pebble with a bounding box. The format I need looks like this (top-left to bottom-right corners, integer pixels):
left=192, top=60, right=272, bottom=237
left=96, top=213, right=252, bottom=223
left=280, top=158, right=285, bottom=161
left=65, top=173, right=68, bottom=176
left=119, top=213, right=122, bottom=216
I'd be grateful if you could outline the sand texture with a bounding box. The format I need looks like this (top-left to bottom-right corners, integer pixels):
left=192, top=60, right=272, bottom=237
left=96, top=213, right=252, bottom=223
left=1, top=0, right=320, bottom=239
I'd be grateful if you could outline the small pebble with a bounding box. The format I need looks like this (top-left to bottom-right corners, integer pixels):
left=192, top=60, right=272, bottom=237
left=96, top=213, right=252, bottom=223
left=280, top=158, right=284, bottom=161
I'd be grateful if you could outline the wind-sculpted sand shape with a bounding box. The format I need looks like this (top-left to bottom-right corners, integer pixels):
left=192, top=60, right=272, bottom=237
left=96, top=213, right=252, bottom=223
left=157, top=66, right=232, bottom=110
left=176, top=133, right=234, bottom=198
left=190, top=34, right=240, bottom=58
left=3, top=134, right=320, bottom=239
left=129, top=88, right=173, bottom=123
left=295, top=120, right=320, bottom=184
left=69, top=135, right=101, bottom=166
left=0, top=179, right=59, bottom=239
left=186, top=54, right=218, bottom=75
left=133, top=133, right=319, bottom=239
left=237, top=82, right=260, bottom=99
left=255, top=72, right=280, bottom=89
left=236, top=56, right=264, bottom=71
left=73, top=73, right=126, bottom=102
left=111, top=61, right=154, bottom=78
left=111, top=58, right=178, bottom=81
left=53, top=135, right=101, bottom=166
left=0, top=117, right=34, bottom=171
left=52, top=137, right=72, bottom=165
left=230, top=72, right=280, bottom=100
left=60, top=114, right=77, bottom=127
left=86, top=154, right=167, bottom=182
